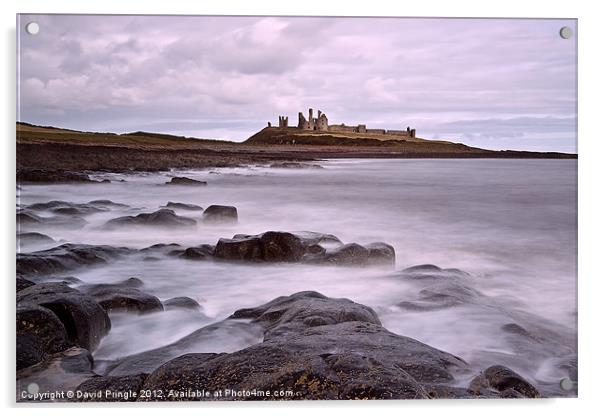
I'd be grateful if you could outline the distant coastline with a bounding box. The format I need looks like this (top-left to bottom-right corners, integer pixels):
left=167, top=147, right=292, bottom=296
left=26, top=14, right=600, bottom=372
left=16, top=121, right=577, bottom=180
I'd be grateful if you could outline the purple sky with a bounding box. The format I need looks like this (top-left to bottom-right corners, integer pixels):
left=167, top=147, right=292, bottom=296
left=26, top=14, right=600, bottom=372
left=17, top=15, right=577, bottom=152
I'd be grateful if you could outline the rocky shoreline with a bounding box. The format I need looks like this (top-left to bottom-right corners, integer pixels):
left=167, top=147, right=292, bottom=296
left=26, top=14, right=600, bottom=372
left=17, top=211, right=555, bottom=401
left=16, top=172, right=577, bottom=401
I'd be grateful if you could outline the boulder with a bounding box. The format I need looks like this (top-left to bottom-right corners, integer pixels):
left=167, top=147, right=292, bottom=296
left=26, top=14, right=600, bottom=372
left=17, top=347, right=95, bottom=402
left=17, top=243, right=131, bottom=277
left=17, top=210, right=88, bottom=230
left=163, top=201, right=203, bottom=211
left=17, top=276, right=36, bottom=292
left=202, top=205, right=238, bottom=224
left=469, top=365, right=541, bottom=398
left=163, top=297, right=202, bottom=311
left=17, top=232, right=55, bottom=246
left=17, top=283, right=111, bottom=351
left=80, top=278, right=163, bottom=314
left=17, top=303, right=69, bottom=370
left=139, top=292, right=469, bottom=401
left=397, top=281, right=483, bottom=311
left=104, top=209, right=196, bottom=229
left=213, top=231, right=395, bottom=266
left=105, top=321, right=262, bottom=376
left=27, top=200, right=105, bottom=216
left=165, top=177, right=207, bottom=186
left=180, top=244, right=215, bottom=261
left=215, top=232, right=304, bottom=262
left=88, top=199, right=129, bottom=209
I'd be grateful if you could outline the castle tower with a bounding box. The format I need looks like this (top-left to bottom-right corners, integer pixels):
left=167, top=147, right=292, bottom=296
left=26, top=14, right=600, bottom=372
left=308, top=108, right=315, bottom=130
left=315, top=111, right=328, bottom=131
left=298, top=112, right=309, bottom=129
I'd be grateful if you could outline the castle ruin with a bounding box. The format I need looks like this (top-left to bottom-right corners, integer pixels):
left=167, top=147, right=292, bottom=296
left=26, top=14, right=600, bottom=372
left=271, top=108, right=416, bottom=138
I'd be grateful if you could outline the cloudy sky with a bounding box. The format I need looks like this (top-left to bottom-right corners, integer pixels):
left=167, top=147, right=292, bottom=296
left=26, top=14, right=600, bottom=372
left=17, top=15, right=577, bottom=152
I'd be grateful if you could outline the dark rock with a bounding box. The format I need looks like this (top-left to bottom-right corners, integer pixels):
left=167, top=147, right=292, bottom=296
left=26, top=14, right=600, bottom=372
left=180, top=244, right=215, bottom=261
left=17, top=232, right=55, bottom=246
left=17, top=303, right=69, bottom=370
left=17, top=283, right=111, bottom=351
left=163, top=201, right=203, bottom=211
left=17, top=211, right=44, bottom=225
left=163, top=297, right=202, bottom=311
left=88, top=199, right=129, bottom=208
left=202, top=205, right=238, bottom=223
left=104, top=209, right=196, bottom=229
left=365, top=242, right=396, bottom=266
left=17, top=347, right=95, bottom=401
left=17, top=243, right=130, bottom=277
left=17, top=277, right=36, bottom=292
left=140, top=243, right=182, bottom=254
left=397, top=281, right=482, bottom=311
left=17, top=169, right=97, bottom=184
left=27, top=200, right=104, bottom=216
left=106, top=320, right=262, bottom=376
left=73, top=374, right=148, bottom=402
left=80, top=278, right=163, bottom=314
left=214, top=231, right=394, bottom=266
left=321, top=243, right=370, bottom=266
left=214, top=231, right=304, bottom=262
left=17, top=210, right=87, bottom=230
left=469, top=365, right=541, bottom=398
left=501, top=323, right=532, bottom=337
left=165, top=177, right=207, bottom=186
left=59, top=276, right=83, bottom=285
left=402, top=264, right=443, bottom=273
left=139, top=292, right=468, bottom=401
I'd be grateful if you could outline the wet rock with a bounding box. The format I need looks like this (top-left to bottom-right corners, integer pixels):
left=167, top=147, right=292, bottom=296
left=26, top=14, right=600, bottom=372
left=163, top=297, right=202, bottom=311
left=27, top=200, right=104, bottom=216
left=180, top=244, right=215, bottom=261
left=165, top=177, right=207, bottom=186
left=17, top=243, right=130, bottom=277
left=365, top=242, right=396, bottom=266
left=17, top=276, right=36, bottom=292
left=17, top=303, right=69, bottom=370
left=17, top=347, right=95, bottom=402
left=321, top=243, right=370, bottom=266
left=393, top=264, right=472, bottom=281
left=140, top=243, right=182, bottom=255
left=215, top=231, right=304, bottom=262
left=17, top=210, right=88, bottom=230
left=17, top=169, right=98, bottom=184
left=214, top=231, right=394, bottom=266
left=17, top=232, right=55, bottom=246
left=106, top=320, right=262, bottom=376
left=104, top=209, right=196, bottom=229
left=469, top=365, right=541, bottom=398
left=73, top=374, right=148, bottom=402
left=202, top=205, right=238, bottom=224
left=163, top=201, right=203, bottom=211
left=17, top=211, right=44, bottom=226
left=139, top=292, right=468, bottom=401
left=17, top=283, right=111, bottom=351
left=88, top=199, right=129, bottom=209
left=80, top=278, right=163, bottom=314
left=397, top=281, right=483, bottom=311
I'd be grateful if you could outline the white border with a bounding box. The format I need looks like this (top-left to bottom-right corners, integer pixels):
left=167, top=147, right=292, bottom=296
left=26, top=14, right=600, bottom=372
left=2, top=1, right=600, bottom=415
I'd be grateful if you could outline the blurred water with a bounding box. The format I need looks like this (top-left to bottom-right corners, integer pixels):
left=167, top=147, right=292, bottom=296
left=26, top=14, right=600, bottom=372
left=17, top=159, right=577, bottom=394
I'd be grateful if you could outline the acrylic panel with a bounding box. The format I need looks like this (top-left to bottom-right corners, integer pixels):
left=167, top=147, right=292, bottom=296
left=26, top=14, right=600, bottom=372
left=16, top=14, right=577, bottom=402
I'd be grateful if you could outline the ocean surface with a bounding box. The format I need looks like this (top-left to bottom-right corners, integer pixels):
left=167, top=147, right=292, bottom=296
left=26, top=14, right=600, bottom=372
left=17, top=159, right=577, bottom=396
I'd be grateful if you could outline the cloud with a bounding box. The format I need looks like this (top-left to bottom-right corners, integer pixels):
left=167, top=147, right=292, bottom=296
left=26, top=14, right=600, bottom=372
left=17, top=15, right=576, bottom=151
